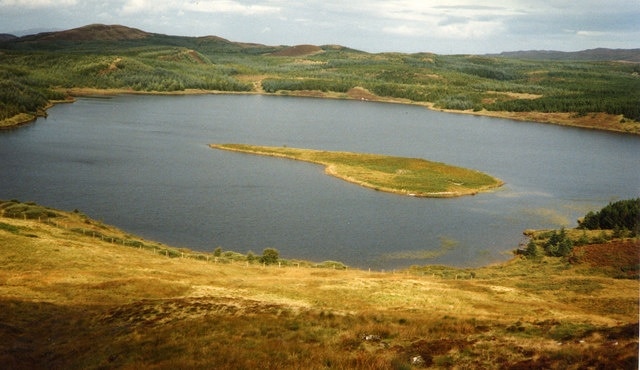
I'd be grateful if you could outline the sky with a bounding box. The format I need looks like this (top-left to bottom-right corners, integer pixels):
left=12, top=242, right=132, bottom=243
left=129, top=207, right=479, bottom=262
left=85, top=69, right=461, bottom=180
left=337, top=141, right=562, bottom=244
left=1, top=0, right=638, bottom=54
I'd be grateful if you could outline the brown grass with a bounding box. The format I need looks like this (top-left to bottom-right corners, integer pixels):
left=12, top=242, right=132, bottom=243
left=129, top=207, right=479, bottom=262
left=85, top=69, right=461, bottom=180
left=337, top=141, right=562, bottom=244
left=0, top=113, right=35, bottom=129
left=0, top=202, right=637, bottom=368
left=270, top=44, right=324, bottom=57
left=572, top=240, right=640, bottom=278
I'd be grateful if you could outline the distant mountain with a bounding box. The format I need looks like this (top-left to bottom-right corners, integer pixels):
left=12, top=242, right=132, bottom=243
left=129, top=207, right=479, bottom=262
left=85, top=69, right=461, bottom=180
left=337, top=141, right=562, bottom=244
left=9, top=27, right=61, bottom=36
left=15, top=24, right=151, bottom=42
left=4, top=24, right=637, bottom=62
left=489, top=48, right=640, bottom=62
left=0, top=34, right=17, bottom=42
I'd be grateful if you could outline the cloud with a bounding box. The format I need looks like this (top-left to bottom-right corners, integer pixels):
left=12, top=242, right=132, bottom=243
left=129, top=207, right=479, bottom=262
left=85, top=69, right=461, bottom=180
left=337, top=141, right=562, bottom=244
left=1, top=0, right=638, bottom=53
left=0, top=0, right=77, bottom=8
left=121, top=0, right=156, bottom=15
left=183, top=0, right=281, bottom=15
left=382, top=25, right=423, bottom=37
left=575, top=30, right=608, bottom=37
left=382, top=17, right=503, bottom=40
left=119, top=0, right=281, bottom=16
left=359, top=1, right=508, bottom=41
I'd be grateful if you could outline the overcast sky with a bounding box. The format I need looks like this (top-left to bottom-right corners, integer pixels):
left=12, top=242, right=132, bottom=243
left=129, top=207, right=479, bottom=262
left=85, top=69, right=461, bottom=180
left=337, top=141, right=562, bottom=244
left=1, top=0, right=638, bottom=54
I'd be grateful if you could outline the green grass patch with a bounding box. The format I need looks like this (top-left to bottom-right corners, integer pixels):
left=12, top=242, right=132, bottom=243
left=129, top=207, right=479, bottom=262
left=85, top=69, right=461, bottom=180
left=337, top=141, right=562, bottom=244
left=0, top=221, right=20, bottom=234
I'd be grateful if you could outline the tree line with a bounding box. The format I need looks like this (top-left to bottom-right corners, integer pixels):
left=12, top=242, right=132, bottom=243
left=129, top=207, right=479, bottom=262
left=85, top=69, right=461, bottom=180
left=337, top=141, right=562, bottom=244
left=2, top=38, right=640, bottom=124
left=521, top=198, right=639, bottom=260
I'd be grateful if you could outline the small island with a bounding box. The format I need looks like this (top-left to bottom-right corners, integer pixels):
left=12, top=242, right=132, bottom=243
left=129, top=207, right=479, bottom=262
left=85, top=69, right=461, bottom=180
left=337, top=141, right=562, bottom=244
left=210, top=144, right=503, bottom=197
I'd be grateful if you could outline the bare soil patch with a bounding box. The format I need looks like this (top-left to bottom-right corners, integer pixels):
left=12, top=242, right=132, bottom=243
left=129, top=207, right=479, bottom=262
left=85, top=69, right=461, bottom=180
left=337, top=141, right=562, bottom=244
left=270, top=44, right=324, bottom=57
left=442, top=109, right=639, bottom=134
left=346, top=87, right=380, bottom=101
left=98, top=57, right=122, bottom=75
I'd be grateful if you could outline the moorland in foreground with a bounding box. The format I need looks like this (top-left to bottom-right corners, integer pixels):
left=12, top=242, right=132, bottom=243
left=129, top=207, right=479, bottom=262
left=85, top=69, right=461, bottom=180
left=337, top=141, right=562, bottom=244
left=0, top=200, right=637, bottom=369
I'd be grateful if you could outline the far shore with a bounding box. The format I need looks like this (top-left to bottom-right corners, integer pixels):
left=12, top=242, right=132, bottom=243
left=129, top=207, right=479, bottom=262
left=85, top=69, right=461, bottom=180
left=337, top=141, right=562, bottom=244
left=2, top=86, right=638, bottom=135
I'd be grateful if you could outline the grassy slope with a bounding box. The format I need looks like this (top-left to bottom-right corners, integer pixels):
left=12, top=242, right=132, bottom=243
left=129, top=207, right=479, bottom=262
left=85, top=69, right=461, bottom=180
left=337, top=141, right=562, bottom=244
left=210, top=144, right=503, bottom=197
left=0, top=204, right=637, bottom=369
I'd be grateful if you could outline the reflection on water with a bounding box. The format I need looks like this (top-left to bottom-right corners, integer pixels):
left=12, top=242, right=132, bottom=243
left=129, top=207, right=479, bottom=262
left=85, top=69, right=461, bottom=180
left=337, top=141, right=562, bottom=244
left=1, top=94, right=638, bottom=268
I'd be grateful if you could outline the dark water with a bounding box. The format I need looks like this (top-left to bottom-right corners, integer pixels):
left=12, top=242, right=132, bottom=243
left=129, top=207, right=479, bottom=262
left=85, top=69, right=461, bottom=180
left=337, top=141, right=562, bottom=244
left=1, top=94, right=638, bottom=268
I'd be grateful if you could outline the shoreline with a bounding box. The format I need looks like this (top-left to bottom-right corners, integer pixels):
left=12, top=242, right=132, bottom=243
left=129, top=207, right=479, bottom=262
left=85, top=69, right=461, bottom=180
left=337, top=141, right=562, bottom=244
left=0, top=98, right=74, bottom=130
left=2, top=87, right=639, bottom=135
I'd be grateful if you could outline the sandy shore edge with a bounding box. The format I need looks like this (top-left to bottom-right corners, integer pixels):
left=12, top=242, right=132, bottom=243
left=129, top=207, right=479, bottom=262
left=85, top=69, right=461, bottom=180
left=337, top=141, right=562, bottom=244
left=2, top=87, right=638, bottom=135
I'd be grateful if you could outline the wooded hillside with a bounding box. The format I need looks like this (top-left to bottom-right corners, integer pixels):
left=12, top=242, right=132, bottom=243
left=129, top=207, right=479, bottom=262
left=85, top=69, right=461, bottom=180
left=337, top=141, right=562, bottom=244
left=2, top=24, right=639, bottom=133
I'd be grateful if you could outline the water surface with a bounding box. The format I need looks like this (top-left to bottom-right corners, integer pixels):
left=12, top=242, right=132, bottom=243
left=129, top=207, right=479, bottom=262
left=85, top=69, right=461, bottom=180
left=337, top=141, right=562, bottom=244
left=1, top=95, right=638, bottom=268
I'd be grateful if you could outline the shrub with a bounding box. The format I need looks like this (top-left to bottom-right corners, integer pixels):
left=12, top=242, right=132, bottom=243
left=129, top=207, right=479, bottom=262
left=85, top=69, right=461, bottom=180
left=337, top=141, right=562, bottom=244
left=246, top=251, right=256, bottom=262
left=436, top=95, right=475, bottom=110
left=524, top=239, right=541, bottom=260
left=259, top=248, right=279, bottom=265
left=314, top=261, right=347, bottom=269
left=544, top=228, right=573, bottom=257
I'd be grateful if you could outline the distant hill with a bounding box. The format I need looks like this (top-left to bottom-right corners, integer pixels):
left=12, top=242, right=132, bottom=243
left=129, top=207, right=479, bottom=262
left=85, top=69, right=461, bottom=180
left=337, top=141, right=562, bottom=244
left=2, top=23, right=284, bottom=55
left=1, top=24, right=358, bottom=57
left=0, top=34, right=16, bottom=42
left=6, top=24, right=637, bottom=62
left=489, top=48, right=640, bottom=62
left=15, top=24, right=151, bottom=42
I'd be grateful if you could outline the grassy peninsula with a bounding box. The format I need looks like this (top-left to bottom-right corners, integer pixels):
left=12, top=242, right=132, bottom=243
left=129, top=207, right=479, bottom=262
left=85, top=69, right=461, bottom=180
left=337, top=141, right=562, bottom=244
left=211, top=144, right=503, bottom=197
left=0, top=199, right=638, bottom=368
left=1, top=24, right=639, bottom=133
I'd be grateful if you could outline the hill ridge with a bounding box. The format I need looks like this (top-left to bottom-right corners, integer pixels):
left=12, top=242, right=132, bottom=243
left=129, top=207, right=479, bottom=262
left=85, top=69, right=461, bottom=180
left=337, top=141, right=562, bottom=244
left=488, top=48, right=640, bottom=62
left=6, top=23, right=640, bottom=61
left=15, top=24, right=151, bottom=42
